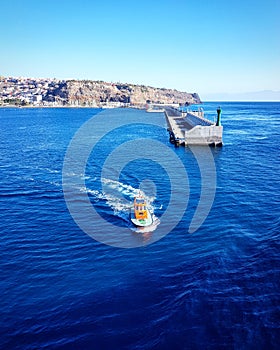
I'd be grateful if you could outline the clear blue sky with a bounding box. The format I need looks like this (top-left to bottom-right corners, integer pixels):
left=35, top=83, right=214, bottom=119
left=1, top=0, right=279, bottom=97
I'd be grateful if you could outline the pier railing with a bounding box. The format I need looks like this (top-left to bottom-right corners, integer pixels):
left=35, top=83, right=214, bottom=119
left=186, top=111, right=213, bottom=127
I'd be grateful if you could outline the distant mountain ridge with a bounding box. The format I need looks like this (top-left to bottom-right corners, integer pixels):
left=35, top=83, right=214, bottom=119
left=201, top=90, right=280, bottom=102
left=0, top=76, right=201, bottom=106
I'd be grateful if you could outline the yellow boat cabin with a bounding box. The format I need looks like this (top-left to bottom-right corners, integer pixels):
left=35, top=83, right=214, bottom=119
left=134, top=197, right=148, bottom=220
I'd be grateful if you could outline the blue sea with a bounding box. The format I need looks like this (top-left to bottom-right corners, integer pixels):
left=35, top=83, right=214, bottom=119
left=0, top=103, right=279, bottom=349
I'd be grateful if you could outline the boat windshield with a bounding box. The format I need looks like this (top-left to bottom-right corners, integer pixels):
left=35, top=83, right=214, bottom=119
left=136, top=205, right=146, bottom=211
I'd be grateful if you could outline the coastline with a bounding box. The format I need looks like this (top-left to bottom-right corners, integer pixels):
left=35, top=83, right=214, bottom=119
left=1, top=77, right=201, bottom=108
left=0, top=105, right=102, bottom=109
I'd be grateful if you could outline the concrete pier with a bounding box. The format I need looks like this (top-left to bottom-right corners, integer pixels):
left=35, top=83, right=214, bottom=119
left=164, top=107, right=223, bottom=146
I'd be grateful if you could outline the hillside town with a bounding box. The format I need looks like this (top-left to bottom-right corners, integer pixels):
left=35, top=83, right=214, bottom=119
left=0, top=76, right=75, bottom=107
left=0, top=76, right=201, bottom=108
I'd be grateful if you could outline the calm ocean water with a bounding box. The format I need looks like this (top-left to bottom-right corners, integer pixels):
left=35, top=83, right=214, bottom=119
left=0, top=103, right=279, bottom=349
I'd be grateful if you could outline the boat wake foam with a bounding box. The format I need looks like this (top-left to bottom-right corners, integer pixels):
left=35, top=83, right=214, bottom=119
left=85, top=178, right=160, bottom=232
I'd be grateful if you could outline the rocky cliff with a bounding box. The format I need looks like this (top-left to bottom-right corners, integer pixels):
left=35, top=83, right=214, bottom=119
left=64, top=80, right=201, bottom=105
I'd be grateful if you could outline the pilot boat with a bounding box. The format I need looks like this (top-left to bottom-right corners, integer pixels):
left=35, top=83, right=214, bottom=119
left=130, top=194, right=153, bottom=227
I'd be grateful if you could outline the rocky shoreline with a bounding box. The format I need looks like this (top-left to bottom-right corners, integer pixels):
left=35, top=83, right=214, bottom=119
left=0, top=77, right=201, bottom=107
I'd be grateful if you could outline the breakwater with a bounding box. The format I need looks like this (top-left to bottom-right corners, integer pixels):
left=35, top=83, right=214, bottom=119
left=164, top=106, right=223, bottom=146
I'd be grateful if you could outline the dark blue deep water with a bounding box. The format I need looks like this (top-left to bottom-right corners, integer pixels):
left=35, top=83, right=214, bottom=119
left=0, top=103, right=279, bottom=349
